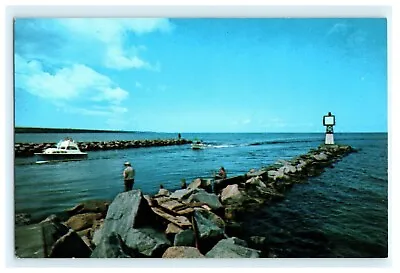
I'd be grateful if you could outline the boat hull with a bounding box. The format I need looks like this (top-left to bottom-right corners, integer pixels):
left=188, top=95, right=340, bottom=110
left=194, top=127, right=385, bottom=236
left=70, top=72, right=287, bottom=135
left=34, top=153, right=88, bottom=162
left=191, top=144, right=204, bottom=150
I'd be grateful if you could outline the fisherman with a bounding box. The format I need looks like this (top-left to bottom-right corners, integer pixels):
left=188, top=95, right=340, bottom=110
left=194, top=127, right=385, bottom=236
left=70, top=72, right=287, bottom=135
left=215, top=166, right=227, bottom=179
left=122, top=161, right=135, bottom=191
left=178, top=133, right=181, bottom=139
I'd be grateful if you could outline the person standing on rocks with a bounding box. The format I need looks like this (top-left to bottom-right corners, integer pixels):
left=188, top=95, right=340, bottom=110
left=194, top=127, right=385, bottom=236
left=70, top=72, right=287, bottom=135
left=123, top=161, right=135, bottom=191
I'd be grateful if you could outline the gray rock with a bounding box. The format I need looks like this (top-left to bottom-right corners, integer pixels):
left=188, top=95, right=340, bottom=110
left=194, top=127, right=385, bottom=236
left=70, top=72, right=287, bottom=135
left=93, top=190, right=171, bottom=257
left=245, top=177, right=267, bottom=188
left=170, top=189, right=194, bottom=200
left=102, top=190, right=155, bottom=235
left=123, top=227, right=171, bottom=257
left=282, top=164, right=297, bottom=174
left=40, top=214, right=60, bottom=224
left=90, top=232, right=131, bottom=258
left=268, top=168, right=289, bottom=181
left=48, top=229, right=92, bottom=258
left=220, top=184, right=246, bottom=204
left=205, top=238, right=261, bottom=258
left=193, top=209, right=225, bottom=251
left=187, top=178, right=213, bottom=192
left=156, top=188, right=170, bottom=196
left=187, top=178, right=202, bottom=191
left=313, top=152, right=328, bottom=161
left=187, top=189, right=223, bottom=210
left=174, top=229, right=195, bottom=247
left=227, top=237, right=248, bottom=247
left=246, top=169, right=268, bottom=179
left=41, top=219, right=70, bottom=256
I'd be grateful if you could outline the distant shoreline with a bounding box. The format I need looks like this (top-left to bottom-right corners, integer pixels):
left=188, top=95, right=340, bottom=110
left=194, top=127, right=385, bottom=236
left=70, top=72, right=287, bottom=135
left=15, top=127, right=142, bottom=134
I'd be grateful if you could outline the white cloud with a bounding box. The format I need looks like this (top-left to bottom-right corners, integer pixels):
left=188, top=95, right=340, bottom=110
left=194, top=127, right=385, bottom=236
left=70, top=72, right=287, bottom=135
left=57, top=18, right=173, bottom=70
left=91, top=87, right=129, bottom=104
left=15, top=54, right=130, bottom=121
left=105, top=46, right=151, bottom=70
left=59, top=18, right=173, bottom=41
left=16, top=54, right=129, bottom=104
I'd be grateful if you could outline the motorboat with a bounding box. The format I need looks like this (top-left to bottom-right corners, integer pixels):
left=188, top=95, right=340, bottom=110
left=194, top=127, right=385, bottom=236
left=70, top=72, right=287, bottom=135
left=191, top=141, right=205, bottom=150
left=34, top=137, right=88, bottom=162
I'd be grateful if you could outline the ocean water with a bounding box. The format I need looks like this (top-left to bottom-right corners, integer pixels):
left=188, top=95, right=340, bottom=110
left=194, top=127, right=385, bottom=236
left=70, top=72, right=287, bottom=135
left=14, top=132, right=388, bottom=258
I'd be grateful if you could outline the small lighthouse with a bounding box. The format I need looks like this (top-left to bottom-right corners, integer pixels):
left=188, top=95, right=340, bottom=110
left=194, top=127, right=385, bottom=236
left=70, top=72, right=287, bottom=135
left=323, top=112, right=335, bottom=145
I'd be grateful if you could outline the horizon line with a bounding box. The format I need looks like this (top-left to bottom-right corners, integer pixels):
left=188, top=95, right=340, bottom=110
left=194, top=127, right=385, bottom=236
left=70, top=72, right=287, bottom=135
left=14, top=126, right=388, bottom=134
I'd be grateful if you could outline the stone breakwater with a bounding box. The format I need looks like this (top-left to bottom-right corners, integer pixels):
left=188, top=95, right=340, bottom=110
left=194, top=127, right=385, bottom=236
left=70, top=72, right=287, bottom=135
left=15, top=144, right=356, bottom=258
left=14, top=139, right=192, bottom=157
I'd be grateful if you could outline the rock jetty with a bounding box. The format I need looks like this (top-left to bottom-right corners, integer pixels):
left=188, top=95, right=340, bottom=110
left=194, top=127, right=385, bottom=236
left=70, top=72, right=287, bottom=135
left=14, top=139, right=192, bottom=157
left=14, top=144, right=356, bottom=258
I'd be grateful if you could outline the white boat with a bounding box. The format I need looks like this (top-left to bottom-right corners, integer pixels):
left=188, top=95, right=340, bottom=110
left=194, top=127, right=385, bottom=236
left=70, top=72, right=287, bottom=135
left=191, top=141, right=205, bottom=150
left=34, top=137, right=88, bottom=162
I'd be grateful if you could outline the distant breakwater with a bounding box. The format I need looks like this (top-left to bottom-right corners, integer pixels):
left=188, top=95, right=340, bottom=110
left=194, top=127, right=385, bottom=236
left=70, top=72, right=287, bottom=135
left=15, top=144, right=357, bottom=258
left=14, top=139, right=192, bottom=157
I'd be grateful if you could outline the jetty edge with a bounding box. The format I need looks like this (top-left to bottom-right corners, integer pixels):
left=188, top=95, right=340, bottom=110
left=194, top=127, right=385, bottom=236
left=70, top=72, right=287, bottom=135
left=14, top=144, right=357, bottom=258
left=14, top=138, right=192, bottom=157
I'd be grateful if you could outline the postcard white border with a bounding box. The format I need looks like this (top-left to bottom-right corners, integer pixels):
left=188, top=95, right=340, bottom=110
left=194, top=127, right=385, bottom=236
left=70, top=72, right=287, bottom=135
left=2, top=0, right=397, bottom=272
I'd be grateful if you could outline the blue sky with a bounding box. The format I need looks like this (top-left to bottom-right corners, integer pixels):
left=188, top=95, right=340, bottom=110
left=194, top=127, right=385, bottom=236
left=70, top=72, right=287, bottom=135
left=14, top=18, right=387, bottom=133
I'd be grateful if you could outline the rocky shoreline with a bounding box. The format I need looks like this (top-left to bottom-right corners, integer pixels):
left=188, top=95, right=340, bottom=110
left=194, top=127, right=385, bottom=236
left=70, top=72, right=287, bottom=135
left=14, top=144, right=356, bottom=258
left=14, top=138, right=192, bottom=157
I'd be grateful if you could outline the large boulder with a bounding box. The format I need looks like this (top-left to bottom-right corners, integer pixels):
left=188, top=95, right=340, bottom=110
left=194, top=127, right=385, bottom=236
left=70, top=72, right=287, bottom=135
left=65, top=212, right=103, bottom=231
left=205, top=238, right=261, bottom=258
left=101, top=190, right=155, bottom=236
left=162, top=246, right=205, bottom=258
left=220, top=184, right=246, bottom=204
left=187, top=189, right=223, bottom=210
left=193, top=209, right=225, bottom=252
left=174, top=229, right=195, bottom=247
left=93, top=190, right=170, bottom=257
left=90, top=232, right=131, bottom=258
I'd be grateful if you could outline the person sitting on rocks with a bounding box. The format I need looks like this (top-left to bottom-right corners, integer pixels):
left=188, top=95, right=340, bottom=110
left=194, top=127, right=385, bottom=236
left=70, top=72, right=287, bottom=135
left=215, top=166, right=227, bottom=179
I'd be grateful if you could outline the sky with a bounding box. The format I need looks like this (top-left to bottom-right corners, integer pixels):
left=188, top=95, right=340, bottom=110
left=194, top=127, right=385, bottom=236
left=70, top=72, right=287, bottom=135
left=14, top=18, right=387, bottom=133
